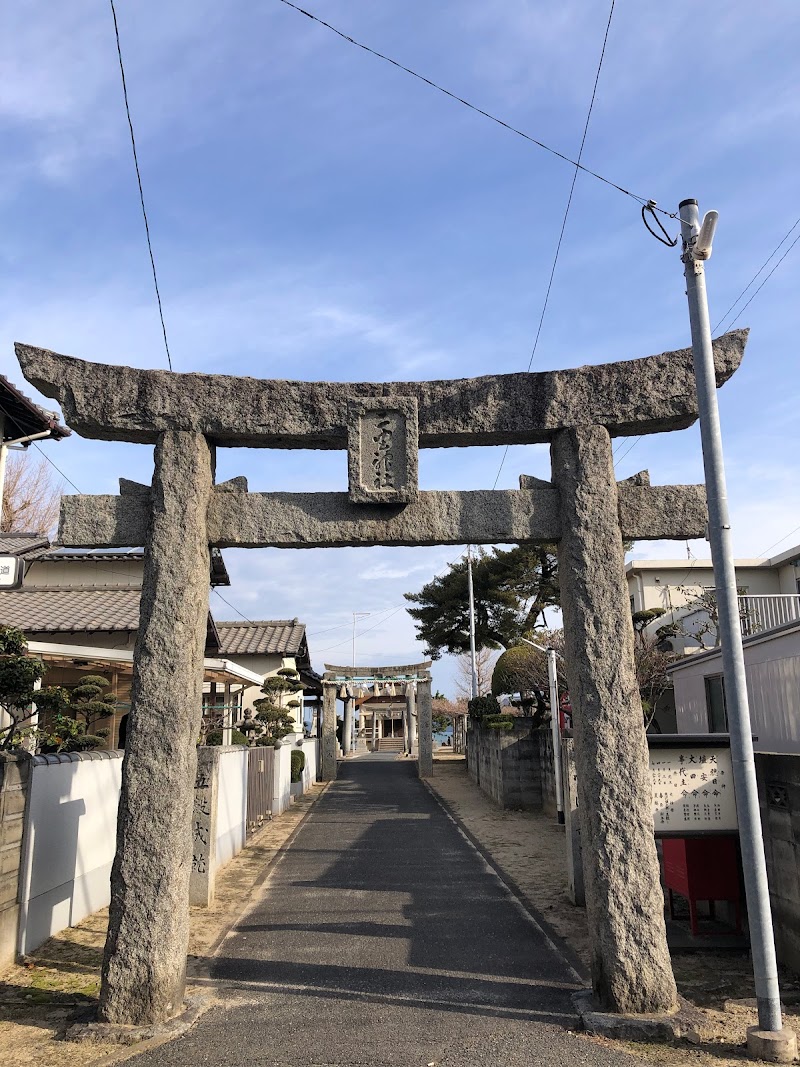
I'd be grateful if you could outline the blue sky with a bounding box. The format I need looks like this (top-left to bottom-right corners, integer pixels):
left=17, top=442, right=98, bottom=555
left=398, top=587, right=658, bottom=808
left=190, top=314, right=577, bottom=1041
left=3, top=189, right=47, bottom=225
left=1, top=1, right=799, bottom=697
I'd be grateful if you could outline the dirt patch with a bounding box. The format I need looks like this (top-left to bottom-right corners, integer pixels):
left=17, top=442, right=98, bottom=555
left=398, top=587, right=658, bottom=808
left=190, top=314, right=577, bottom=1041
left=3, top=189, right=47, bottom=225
left=428, top=757, right=800, bottom=1067
left=0, top=783, right=327, bottom=1067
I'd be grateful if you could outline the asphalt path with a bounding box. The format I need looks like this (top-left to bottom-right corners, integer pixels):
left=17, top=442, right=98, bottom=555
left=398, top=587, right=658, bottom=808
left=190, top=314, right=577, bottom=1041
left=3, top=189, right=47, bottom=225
left=134, top=756, right=645, bottom=1066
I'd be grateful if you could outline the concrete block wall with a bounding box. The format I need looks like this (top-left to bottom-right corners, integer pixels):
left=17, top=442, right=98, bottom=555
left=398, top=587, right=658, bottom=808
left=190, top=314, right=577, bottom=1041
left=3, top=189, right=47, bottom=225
left=537, top=729, right=557, bottom=817
left=0, top=754, right=30, bottom=967
left=467, top=720, right=546, bottom=811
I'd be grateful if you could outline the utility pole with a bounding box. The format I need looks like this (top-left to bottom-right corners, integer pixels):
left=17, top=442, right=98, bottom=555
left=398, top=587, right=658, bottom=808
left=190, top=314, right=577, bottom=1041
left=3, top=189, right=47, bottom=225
left=679, top=199, right=792, bottom=1056
left=467, top=547, right=478, bottom=699
left=521, top=637, right=564, bottom=824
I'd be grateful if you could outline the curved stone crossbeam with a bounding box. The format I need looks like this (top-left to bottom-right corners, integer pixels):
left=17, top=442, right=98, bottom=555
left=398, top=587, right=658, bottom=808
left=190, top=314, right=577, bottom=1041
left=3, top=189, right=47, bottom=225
left=15, top=329, right=747, bottom=448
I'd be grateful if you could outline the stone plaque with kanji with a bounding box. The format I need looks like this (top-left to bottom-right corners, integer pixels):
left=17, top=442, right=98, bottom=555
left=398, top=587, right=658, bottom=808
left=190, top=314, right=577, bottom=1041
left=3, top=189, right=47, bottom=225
left=347, top=397, right=419, bottom=504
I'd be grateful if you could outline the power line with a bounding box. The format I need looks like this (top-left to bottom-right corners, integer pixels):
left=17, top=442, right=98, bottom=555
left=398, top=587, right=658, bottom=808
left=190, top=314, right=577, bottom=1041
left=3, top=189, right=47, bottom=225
left=307, top=603, right=402, bottom=637
left=213, top=587, right=256, bottom=625
left=31, top=441, right=82, bottom=494
left=275, top=0, right=670, bottom=217
left=492, top=0, right=616, bottom=490
left=612, top=434, right=643, bottom=468
left=715, top=222, right=800, bottom=334
left=109, top=0, right=174, bottom=372
left=758, top=524, right=800, bottom=560
left=714, top=215, right=800, bottom=333
left=311, top=545, right=470, bottom=655
left=314, top=605, right=407, bottom=655
left=616, top=214, right=800, bottom=471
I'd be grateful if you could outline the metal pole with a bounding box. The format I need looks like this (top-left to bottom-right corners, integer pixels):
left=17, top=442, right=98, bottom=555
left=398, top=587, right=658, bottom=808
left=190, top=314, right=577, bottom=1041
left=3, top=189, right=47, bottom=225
left=467, top=547, right=478, bottom=699
left=547, top=648, right=564, bottom=824
left=679, top=198, right=782, bottom=1034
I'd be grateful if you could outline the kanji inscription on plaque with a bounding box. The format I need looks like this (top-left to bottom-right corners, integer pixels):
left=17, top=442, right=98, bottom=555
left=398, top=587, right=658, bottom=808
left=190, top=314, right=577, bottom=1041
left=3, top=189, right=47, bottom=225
left=347, top=397, right=419, bottom=504
left=650, top=746, right=737, bottom=833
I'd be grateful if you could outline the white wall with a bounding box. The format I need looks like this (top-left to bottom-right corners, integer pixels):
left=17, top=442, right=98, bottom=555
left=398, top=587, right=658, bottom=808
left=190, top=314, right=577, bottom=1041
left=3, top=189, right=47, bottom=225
left=18, top=752, right=122, bottom=956
left=272, top=742, right=293, bottom=815
left=300, top=738, right=318, bottom=791
left=215, top=748, right=248, bottom=868
left=672, top=623, right=800, bottom=754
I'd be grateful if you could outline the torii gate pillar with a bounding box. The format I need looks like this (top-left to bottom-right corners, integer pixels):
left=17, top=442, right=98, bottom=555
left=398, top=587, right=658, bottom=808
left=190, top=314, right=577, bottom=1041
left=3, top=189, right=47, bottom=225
left=100, top=431, right=214, bottom=1024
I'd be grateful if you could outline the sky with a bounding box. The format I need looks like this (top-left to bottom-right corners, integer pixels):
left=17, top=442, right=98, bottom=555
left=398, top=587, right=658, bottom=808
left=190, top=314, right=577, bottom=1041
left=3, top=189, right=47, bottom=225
left=1, top=1, right=799, bottom=698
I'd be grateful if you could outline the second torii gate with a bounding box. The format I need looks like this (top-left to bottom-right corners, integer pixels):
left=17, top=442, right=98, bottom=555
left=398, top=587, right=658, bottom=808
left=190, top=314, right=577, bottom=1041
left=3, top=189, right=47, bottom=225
left=322, top=662, right=431, bottom=771
left=15, top=328, right=747, bottom=1027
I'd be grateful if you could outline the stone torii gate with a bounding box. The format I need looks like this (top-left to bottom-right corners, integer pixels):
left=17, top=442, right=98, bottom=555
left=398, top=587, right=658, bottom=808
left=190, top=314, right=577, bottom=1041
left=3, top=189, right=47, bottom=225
left=322, top=662, right=431, bottom=772
left=15, top=329, right=746, bottom=1027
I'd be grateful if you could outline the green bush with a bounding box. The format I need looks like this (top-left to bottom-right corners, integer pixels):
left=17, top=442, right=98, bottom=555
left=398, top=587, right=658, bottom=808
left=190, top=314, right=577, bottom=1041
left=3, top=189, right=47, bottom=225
left=484, top=713, right=515, bottom=732
left=467, top=694, right=500, bottom=722
left=205, top=728, right=249, bottom=746
left=290, top=749, right=306, bottom=783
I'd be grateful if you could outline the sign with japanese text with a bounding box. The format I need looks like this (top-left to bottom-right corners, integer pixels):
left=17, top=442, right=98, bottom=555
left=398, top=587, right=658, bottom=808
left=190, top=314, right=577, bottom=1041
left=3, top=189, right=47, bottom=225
left=650, top=746, right=737, bottom=833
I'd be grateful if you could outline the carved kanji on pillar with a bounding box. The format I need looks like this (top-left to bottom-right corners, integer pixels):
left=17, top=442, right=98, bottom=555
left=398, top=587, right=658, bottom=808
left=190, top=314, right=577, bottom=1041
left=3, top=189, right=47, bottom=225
left=15, top=328, right=748, bottom=1023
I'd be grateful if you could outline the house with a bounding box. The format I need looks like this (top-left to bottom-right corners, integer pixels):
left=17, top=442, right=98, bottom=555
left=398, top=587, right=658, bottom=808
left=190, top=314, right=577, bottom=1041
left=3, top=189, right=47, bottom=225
left=216, top=619, right=321, bottom=734
left=657, top=545, right=800, bottom=973
left=0, top=543, right=263, bottom=747
left=626, top=546, right=800, bottom=653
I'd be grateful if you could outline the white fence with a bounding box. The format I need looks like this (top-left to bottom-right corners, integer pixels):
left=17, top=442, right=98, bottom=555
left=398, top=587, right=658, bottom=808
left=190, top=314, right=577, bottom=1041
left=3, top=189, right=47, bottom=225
left=15, top=738, right=319, bottom=955
left=18, top=751, right=122, bottom=956
left=740, top=594, right=800, bottom=637
left=216, top=748, right=248, bottom=868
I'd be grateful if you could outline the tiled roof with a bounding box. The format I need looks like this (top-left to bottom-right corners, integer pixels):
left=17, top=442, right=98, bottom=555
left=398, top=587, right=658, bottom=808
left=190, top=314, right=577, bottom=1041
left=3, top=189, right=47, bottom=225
left=216, top=619, right=306, bottom=657
left=0, top=533, right=51, bottom=559
left=0, top=588, right=142, bottom=633
left=0, top=374, right=70, bottom=442
left=38, top=550, right=143, bottom=562
left=0, top=588, right=220, bottom=654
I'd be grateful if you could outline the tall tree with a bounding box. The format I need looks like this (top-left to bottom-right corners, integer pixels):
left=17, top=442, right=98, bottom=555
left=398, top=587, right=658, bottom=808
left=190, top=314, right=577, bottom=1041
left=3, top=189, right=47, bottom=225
left=453, top=647, right=496, bottom=701
left=1, top=450, right=63, bottom=534
left=404, top=544, right=559, bottom=659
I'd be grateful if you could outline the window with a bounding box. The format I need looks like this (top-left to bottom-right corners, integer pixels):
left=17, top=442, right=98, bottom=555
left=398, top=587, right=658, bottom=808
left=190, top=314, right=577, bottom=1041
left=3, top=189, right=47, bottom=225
left=704, top=674, right=728, bottom=733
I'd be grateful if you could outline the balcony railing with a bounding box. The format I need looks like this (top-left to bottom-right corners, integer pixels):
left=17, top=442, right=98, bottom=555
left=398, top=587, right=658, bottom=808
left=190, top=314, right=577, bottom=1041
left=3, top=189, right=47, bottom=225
left=739, top=594, right=800, bottom=638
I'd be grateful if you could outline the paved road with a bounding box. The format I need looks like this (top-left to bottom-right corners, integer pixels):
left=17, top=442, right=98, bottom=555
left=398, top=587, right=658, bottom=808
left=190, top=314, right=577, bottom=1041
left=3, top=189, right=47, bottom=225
left=136, top=758, right=643, bottom=1066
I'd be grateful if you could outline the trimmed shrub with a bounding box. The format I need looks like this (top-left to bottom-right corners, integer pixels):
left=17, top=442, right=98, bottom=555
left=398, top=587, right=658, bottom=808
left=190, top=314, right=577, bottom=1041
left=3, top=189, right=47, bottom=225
left=290, top=749, right=306, bottom=783
left=467, top=694, right=500, bottom=722
left=484, top=714, right=515, bottom=732
left=205, top=728, right=249, bottom=746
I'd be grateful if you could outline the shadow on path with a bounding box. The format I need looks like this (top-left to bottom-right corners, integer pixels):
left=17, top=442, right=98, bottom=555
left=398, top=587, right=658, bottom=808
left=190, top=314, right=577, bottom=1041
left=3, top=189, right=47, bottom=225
left=133, top=760, right=644, bottom=1067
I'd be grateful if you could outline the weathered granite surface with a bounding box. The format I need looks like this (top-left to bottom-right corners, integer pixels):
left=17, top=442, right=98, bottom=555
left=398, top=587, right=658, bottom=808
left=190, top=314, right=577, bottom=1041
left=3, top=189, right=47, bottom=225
left=551, top=425, right=677, bottom=1015
left=57, top=482, right=707, bottom=550
left=99, top=431, right=214, bottom=1025
left=417, top=680, right=433, bottom=778
left=320, top=684, right=338, bottom=782
left=16, top=330, right=747, bottom=447
left=347, top=397, right=419, bottom=504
